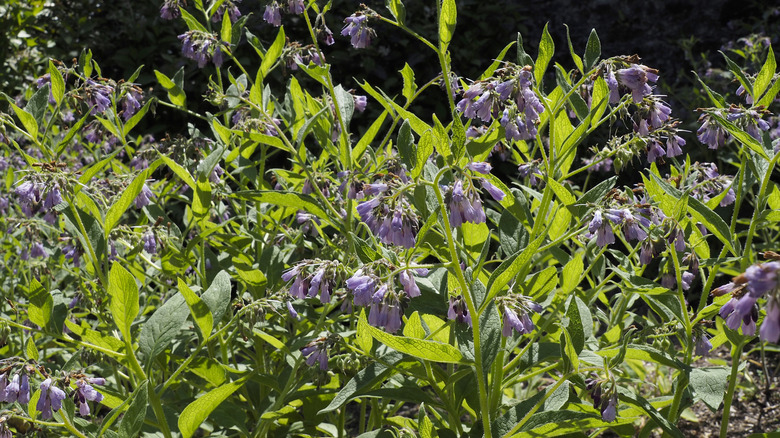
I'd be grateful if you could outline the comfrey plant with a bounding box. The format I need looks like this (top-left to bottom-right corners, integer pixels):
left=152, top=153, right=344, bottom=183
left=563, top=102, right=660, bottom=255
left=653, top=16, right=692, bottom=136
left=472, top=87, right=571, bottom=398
left=0, top=0, right=779, bottom=437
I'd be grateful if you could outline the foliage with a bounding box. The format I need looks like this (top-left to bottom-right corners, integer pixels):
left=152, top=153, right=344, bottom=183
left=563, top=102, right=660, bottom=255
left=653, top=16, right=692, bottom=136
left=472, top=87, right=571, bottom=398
left=1, top=1, right=780, bottom=437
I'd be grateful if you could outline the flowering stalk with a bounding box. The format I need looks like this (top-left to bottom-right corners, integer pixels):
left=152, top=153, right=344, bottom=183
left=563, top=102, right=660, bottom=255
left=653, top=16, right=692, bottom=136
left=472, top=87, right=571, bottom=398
left=431, top=169, right=492, bottom=436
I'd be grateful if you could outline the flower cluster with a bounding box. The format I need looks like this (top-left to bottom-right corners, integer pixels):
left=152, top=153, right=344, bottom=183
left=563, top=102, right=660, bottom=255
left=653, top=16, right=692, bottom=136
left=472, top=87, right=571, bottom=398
left=284, top=42, right=323, bottom=71
left=716, top=260, right=780, bottom=342
left=689, top=162, right=736, bottom=207
left=120, top=84, right=144, bottom=121
left=37, top=378, right=67, bottom=420
left=496, top=294, right=542, bottom=337
left=178, top=31, right=228, bottom=68
left=457, top=65, right=545, bottom=142
left=344, top=265, right=426, bottom=333
left=301, top=334, right=339, bottom=371
left=160, top=0, right=182, bottom=19
left=15, top=179, right=64, bottom=224
left=0, top=372, right=30, bottom=404
left=447, top=295, right=471, bottom=326
left=445, top=163, right=506, bottom=228
left=585, top=375, right=619, bottom=422
left=210, top=0, right=242, bottom=23
left=282, top=260, right=342, bottom=304
left=356, top=176, right=419, bottom=248
left=342, top=13, right=374, bottom=49
left=84, top=79, right=114, bottom=115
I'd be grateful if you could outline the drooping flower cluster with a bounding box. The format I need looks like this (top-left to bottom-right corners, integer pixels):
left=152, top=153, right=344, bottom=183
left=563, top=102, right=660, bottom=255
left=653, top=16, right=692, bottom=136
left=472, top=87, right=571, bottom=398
left=0, top=372, right=30, bottom=404
left=341, top=13, right=374, bottom=49
left=74, top=377, right=105, bottom=417
left=585, top=374, right=619, bottom=422
left=210, top=0, right=242, bottom=23
left=160, top=0, right=182, bottom=19
left=497, top=294, right=543, bottom=337
left=120, top=84, right=144, bottom=121
left=284, top=42, right=324, bottom=71
left=356, top=175, right=419, bottom=248
left=37, top=378, right=67, bottom=420
left=447, top=295, right=471, bottom=326
left=301, top=335, right=338, bottom=370
left=282, top=260, right=342, bottom=304
left=84, top=79, right=114, bottom=115
left=178, top=31, right=228, bottom=68
left=344, top=265, right=427, bottom=333
left=15, top=179, right=64, bottom=223
left=457, top=65, right=545, bottom=142
left=688, top=162, right=736, bottom=207
left=716, top=259, right=780, bottom=342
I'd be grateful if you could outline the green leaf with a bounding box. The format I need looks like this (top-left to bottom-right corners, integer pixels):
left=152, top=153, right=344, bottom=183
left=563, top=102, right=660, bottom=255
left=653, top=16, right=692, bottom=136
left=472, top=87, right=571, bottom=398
left=192, top=178, right=212, bottom=225
left=397, top=119, right=415, bottom=169
left=25, top=337, right=39, bottom=362
left=154, top=69, right=186, bottom=107
left=720, top=51, right=753, bottom=97
left=583, top=28, right=601, bottom=70
left=119, top=381, right=148, bottom=438
left=123, top=97, right=153, bottom=136
left=179, top=373, right=253, bottom=438
left=617, top=388, right=685, bottom=438
left=757, top=73, right=780, bottom=107
left=220, top=11, right=232, bottom=43
left=27, top=83, right=50, bottom=128
left=105, top=170, right=148, bottom=238
left=10, top=102, right=38, bottom=140
left=319, top=354, right=402, bottom=414
left=687, top=196, right=737, bottom=256
left=202, top=270, right=232, bottom=324
left=561, top=255, right=583, bottom=294
left=692, top=71, right=727, bottom=108
left=571, top=175, right=617, bottom=217
left=108, top=262, right=139, bottom=343
left=27, top=279, right=53, bottom=331
left=179, top=6, right=208, bottom=32
left=357, top=311, right=467, bottom=364
left=707, top=113, right=769, bottom=159
left=161, top=153, right=196, bottom=190
left=260, top=26, right=285, bottom=81
left=516, top=32, right=533, bottom=66
left=231, top=190, right=331, bottom=226
left=690, top=367, right=729, bottom=411
left=56, top=111, right=90, bottom=156
left=359, top=81, right=432, bottom=136
left=138, top=294, right=189, bottom=360
left=413, top=130, right=434, bottom=179
left=355, top=111, right=388, bottom=163
left=754, top=44, right=776, bottom=101
left=48, top=60, right=65, bottom=105
left=484, top=234, right=546, bottom=309
left=563, top=25, right=583, bottom=74
left=399, top=63, right=417, bottom=103
left=439, top=0, right=456, bottom=47
left=178, top=279, right=214, bottom=338
left=385, top=0, right=406, bottom=24
left=534, top=23, right=555, bottom=86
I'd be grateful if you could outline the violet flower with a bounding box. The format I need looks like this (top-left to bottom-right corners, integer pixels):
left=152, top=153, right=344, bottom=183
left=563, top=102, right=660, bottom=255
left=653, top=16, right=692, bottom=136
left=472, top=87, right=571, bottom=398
left=448, top=180, right=485, bottom=227
left=301, top=340, right=329, bottom=370
left=160, top=0, right=181, bottom=19
left=75, top=378, right=104, bottom=417
left=263, top=2, right=282, bottom=26
left=37, top=378, right=67, bottom=420
left=341, top=14, right=374, bottom=49
left=135, top=184, right=154, bottom=208
left=84, top=79, right=113, bottom=115
left=448, top=295, right=471, bottom=326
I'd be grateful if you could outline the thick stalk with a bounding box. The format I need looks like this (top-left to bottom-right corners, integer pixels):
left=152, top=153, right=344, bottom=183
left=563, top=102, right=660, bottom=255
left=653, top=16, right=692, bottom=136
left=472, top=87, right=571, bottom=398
left=720, top=342, right=745, bottom=438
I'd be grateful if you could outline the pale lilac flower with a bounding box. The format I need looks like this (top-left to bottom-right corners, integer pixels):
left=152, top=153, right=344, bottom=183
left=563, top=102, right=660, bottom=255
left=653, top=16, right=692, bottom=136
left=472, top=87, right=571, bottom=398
left=122, top=88, right=143, bottom=121
left=160, top=0, right=181, bottom=19
left=736, top=84, right=754, bottom=104
left=341, top=14, right=373, bottom=49
left=37, top=378, right=67, bottom=420
left=63, top=245, right=81, bottom=267
left=448, top=295, right=471, bottom=326
left=615, top=64, right=657, bottom=103
left=467, top=161, right=492, bottom=174
left=347, top=272, right=378, bottom=306
left=665, top=134, right=685, bottom=157
left=75, top=379, right=104, bottom=417
left=744, top=262, right=780, bottom=297
left=398, top=270, right=420, bottom=298
left=448, top=180, right=486, bottom=227
left=211, top=0, right=242, bottom=23
left=760, top=297, right=780, bottom=343
left=85, top=79, right=113, bottom=115
left=135, top=184, right=154, bottom=208
left=301, top=341, right=329, bottom=370
left=606, top=70, right=620, bottom=104
left=368, top=288, right=403, bottom=333
left=601, top=394, right=618, bottom=422
left=697, top=114, right=726, bottom=149
left=31, top=242, right=47, bottom=258
left=16, top=180, right=41, bottom=205
left=694, top=333, right=712, bottom=356
left=143, top=231, right=157, bottom=254
left=480, top=179, right=505, bottom=201
left=43, top=184, right=62, bottom=211
left=354, top=95, right=368, bottom=112
left=288, top=0, right=304, bottom=14
left=647, top=100, right=672, bottom=129
left=263, top=2, right=282, bottom=26
left=646, top=139, right=665, bottom=163
left=286, top=301, right=300, bottom=320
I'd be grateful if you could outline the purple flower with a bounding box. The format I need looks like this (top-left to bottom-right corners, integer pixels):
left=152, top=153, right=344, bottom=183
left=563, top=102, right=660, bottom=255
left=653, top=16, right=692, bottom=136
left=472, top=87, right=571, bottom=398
left=211, top=0, right=242, bottom=23
left=681, top=271, right=695, bottom=290
left=16, top=180, right=41, bottom=205
left=448, top=295, right=471, bottom=326
left=694, top=333, right=713, bottom=356
left=665, top=134, right=685, bottom=157
left=398, top=270, right=420, bottom=298
left=37, top=378, right=67, bottom=420
left=744, top=262, right=780, bottom=297
left=615, top=64, right=657, bottom=103
left=601, top=394, right=618, bottom=422
left=2, top=373, right=27, bottom=403
left=319, top=24, right=335, bottom=45
left=606, top=70, right=620, bottom=104
left=517, top=162, right=541, bottom=186
left=263, top=2, right=282, bottom=26
left=135, top=184, right=154, bottom=208
left=178, top=31, right=218, bottom=68
left=647, top=100, right=672, bottom=129
left=122, top=88, right=143, bottom=121
left=301, top=340, right=329, bottom=370
left=31, top=242, right=47, bottom=258
left=736, top=84, right=754, bottom=104
left=288, top=0, right=304, bottom=14
left=362, top=183, right=389, bottom=196
left=143, top=231, right=157, bottom=254
left=286, top=301, right=300, bottom=320
left=500, top=298, right=541, bottom=337
left=448, top=180, right=486, bottom=227
left=480, top=179, right=505, bottom=201
left=760, top=298, right=780, bottom=343
left=467, top=161, right=492, bottom=174
left=619, top=209, right=649, bottom=241
left=341, top=14, right=373, bottom=49
left=720, top=296, right=759, bottom=335
left=589, top=210, right=616, bottom=247
left=639, top=241, right=655, bottom=265
left=368, top=289, right=403, bottom=333
left=697, top=115, right=726, bottom=149
left=160, top=0, right=181, bottom=19
left=43, top=184, right=63, bottom=211
left=75, top=379, right=104, bottom=417
left=354, top=95, right=368, bottom=112
left=84, top=79, right=113, bottom=115
left=646, top=139, right=665, bottom=163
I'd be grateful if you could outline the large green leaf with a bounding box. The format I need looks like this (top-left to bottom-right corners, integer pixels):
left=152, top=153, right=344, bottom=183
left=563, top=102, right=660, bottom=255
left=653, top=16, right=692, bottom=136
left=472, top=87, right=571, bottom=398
left=357, top=311, right=467, bottom=364
left=179, top=373, right=253, bottom=438
left=178, top=279, right=214, bottom=338
left=105, top=170, right=148, bottom=238
left=438, top=0, right=456, bottom=47
left=108, top=262, right=139, bottom=343
left=119, top=381, right=149, bottom=438
left=534, top=23, right=555, bottom=85
left=138, top=294, right=189, bottom=360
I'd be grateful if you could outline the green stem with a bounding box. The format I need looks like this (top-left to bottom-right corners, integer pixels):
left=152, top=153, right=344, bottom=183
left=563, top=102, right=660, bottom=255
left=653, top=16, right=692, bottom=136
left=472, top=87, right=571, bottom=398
left=720, top=341, right=745, bottom=438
